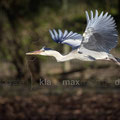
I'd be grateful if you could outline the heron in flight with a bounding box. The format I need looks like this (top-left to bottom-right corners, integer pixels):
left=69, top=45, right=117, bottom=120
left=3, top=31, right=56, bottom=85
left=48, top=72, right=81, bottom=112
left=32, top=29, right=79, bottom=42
left=26, top=10, right=120, bottom=65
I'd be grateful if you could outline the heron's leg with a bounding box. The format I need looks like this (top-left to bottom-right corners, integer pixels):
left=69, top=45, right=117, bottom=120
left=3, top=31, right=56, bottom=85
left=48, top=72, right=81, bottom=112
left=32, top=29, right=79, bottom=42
left=108, top=54, right=120, bottom=65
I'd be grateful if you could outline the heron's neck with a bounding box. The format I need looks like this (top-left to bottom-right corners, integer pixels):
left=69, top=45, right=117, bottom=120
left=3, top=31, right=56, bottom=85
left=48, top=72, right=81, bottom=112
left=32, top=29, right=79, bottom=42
left=50, top=50, right=74, bottom=62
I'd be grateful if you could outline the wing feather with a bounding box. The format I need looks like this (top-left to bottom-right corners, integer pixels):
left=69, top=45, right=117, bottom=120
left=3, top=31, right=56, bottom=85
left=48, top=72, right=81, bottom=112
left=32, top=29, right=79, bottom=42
left=85, top=11, right=90, bottom=23
left=49, top=29, right=83, bottom=48
left=58, top=29, right=63, bottom=39
left=63, top=30, right=68, bottom=38
left=83, top=10, right=118, bottom=52
left=53, top=29, right=58, bottom=40
left=66, top=31, right=73, bottom=38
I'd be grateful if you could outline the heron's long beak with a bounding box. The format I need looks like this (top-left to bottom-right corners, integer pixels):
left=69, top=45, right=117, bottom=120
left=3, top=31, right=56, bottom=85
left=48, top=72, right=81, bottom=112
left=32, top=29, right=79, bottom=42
left=26, top=50, right=42, bottom=55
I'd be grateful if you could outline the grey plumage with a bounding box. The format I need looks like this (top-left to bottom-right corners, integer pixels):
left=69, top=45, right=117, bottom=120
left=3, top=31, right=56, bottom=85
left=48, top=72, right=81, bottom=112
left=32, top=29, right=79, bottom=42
left=26, top=10, right=120, bottom=65
left=49, top=10, right=118, bottom=53
left=83, top=10, right=118, bottom=52
left=49, top=29, right=82, bottom=48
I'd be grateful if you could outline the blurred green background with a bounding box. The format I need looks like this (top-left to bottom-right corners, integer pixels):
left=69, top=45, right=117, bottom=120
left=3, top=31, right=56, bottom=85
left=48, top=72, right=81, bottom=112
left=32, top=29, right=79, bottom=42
left=0, top=0, right=120, bottom=120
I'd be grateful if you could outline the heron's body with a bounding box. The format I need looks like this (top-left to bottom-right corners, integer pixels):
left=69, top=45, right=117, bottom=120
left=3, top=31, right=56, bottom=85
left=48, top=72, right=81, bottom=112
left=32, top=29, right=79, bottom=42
left=78, top=46, right=109, bottom=61
left=26, top=10, right=120, bottom=65
left=51, top=47, right=109, bottom=62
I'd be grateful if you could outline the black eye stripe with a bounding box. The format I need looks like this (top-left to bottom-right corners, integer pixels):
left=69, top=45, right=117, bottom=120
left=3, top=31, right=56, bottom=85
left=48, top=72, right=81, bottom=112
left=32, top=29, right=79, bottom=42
left=44, top=48, right=52, bottom=50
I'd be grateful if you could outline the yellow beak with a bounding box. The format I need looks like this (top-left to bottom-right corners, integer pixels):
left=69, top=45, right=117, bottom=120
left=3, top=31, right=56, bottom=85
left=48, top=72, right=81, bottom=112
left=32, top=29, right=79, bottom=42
left=26, top=50, right=42, bottom=55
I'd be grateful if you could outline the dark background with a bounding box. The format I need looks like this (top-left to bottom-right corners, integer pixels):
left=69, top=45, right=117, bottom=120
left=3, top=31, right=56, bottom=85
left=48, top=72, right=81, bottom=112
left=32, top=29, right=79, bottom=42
left=0, top=0, right=120, bottom=120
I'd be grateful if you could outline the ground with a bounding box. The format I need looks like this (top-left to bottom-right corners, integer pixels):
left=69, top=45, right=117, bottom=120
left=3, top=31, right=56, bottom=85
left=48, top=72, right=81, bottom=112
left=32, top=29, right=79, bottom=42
left=0, top=87, right=120, bottom=120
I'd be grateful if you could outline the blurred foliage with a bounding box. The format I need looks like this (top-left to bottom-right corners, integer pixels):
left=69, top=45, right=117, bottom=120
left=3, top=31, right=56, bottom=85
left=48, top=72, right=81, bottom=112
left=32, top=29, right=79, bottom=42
left=0, top=0, right=120, bottom=81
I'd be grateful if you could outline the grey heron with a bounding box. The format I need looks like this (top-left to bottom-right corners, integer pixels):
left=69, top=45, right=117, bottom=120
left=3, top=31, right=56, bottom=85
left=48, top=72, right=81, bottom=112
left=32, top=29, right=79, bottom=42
left=26, top=10, right=120, bottom=65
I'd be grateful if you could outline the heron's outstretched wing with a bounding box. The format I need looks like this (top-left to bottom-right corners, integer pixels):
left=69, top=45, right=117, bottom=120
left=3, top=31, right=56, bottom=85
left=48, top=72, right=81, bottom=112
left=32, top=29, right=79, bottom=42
left=82, top=10, right=118, bottom=52
left=49, top=29, right=83, bottom=49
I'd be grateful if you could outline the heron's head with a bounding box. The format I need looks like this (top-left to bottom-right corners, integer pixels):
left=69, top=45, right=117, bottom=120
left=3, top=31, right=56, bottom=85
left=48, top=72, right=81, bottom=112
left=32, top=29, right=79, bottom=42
left=26, top=46, right=54, bottom=56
